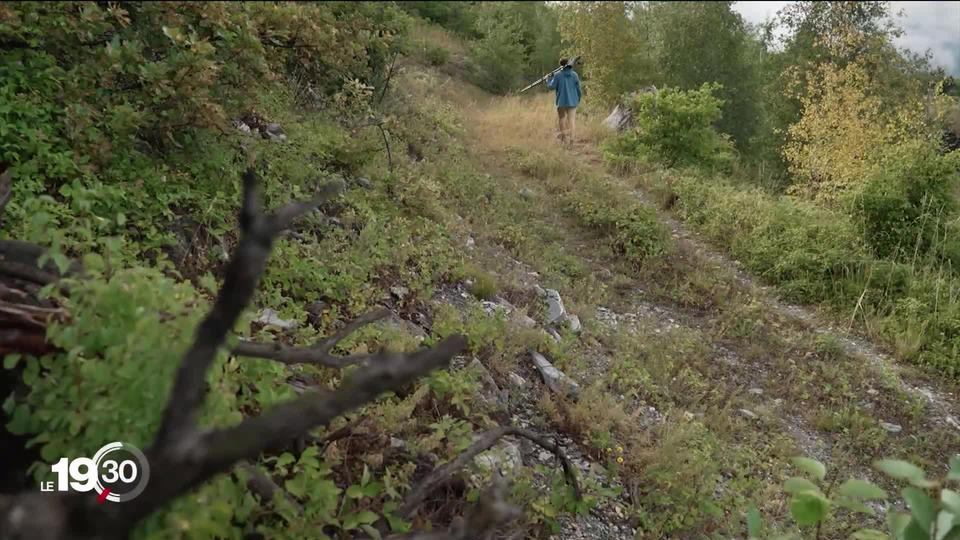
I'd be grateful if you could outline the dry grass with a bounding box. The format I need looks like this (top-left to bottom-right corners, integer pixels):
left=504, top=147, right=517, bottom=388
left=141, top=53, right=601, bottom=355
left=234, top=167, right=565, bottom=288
left=463, top=95, right=607, bottom=158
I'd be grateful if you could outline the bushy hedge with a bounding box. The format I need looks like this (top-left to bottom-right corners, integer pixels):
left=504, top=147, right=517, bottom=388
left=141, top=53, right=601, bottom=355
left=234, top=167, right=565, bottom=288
left=656, top=172, right=960, bottom=375
left=563, top=178, right=670, bottom=267
left=852, top=141, right=960, bottom=265
left=603, top=83, right=736, bottom=172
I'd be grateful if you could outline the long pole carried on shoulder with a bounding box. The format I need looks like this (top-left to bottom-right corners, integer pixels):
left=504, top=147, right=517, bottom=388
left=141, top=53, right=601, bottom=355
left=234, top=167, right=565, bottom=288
left=518, top=56, right=580, bottom=94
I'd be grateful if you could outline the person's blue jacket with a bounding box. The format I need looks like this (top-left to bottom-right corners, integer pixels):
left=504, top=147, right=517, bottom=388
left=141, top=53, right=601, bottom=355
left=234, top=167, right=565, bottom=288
left=547, top=66, right=581, bottom=108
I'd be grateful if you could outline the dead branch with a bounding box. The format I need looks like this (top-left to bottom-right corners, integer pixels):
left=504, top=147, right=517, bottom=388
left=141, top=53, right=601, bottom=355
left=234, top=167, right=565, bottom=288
left=152, top=170, right=345, bottom=450
left=0, top=168, right=467, bottom=540
left=232, top=308, right=390, bottom=367
left=400, top=426, right=580, bottom=519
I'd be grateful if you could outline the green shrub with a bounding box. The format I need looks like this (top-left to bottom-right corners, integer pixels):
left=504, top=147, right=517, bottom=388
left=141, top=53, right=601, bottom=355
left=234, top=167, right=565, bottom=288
left=603, top=83, right=736, bottom=172
left=423, top=43, right=452, bottom=66
left=645, top=172, right=960, bottom=375
left=852, top=141, right=960, bottom=264
left=751, top=454, right=960, bottom=540
left=469, top=9, right=527, bottom=94
left=564, top=178, right=670, bottom=266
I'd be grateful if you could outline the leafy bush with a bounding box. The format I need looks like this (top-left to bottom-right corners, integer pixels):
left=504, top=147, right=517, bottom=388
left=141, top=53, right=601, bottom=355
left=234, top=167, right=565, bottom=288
left=469, top=7, right=528, bottom=94
left=852, top=141, right=960, bottom=263
left=604, top=83, right=736, bottom=171
left=563, top=178, right=670, bottom=266
left=638, top=171, right=960, bottom=375
left=750, top=454, right=960, bottom=540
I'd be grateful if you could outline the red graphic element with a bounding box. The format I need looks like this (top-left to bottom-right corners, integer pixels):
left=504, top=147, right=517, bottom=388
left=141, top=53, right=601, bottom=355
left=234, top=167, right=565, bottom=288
left=97, top=488, right=111, bottom=504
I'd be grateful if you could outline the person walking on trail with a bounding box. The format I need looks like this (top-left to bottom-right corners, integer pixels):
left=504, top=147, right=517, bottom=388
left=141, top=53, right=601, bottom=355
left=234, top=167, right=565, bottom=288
left=547, top=58, right=581, bottom=144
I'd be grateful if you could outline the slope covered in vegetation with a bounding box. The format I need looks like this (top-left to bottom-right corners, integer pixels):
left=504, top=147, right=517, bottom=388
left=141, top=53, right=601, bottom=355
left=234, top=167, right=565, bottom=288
left=2, top=2, right=960, bottom=540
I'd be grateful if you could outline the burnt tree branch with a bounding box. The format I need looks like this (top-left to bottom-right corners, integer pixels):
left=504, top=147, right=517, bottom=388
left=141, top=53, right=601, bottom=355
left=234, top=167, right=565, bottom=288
left=0, top=168, right=467, bottom=540
left=232, top=308, right=390, bottom=367
left=400, top=426, right=580, bottom=519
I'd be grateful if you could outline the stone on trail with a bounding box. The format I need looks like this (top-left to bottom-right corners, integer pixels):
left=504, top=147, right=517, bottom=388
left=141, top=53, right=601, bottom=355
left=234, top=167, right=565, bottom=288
left=507, top=372, right=527, bottom=389
left=473, top=439, right=522, bottom=479
left=467, top=358, right=508, bottom=410
left=737, top=408, right=758, bottom=420
left=879, top=421, right=902, bottom=433
left=256, top=308, right=298, bottom=330
left=262, top=122, right=287, bottom=142
left=531, top=351, right=580, bottom=400
left=563, top=314, right=582, bottom=334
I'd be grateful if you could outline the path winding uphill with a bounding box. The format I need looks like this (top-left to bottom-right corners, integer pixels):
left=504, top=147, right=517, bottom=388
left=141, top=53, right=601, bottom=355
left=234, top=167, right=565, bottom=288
left=407, top=58, right=960, bottom=537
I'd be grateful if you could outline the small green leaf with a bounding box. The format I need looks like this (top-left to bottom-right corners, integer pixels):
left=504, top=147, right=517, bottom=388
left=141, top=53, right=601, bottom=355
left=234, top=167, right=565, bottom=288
left=790, top=491, right=830, bottom=525
left=360, top=524, right=382, bottom=540
left=792, top=457, right=826, bottom=481
left=362, top=481, right=383, bottom=498
left=877, top=459, right=935, bottom=487
left=934, top=510, right=958, bottom=540
left=888, top=511, right=912, bottom=537
left=746, top=503, right=763, bottom=538
left=361, top=464, right=371, bottom=486
left=839, top=479, right=888, bottom=500
left=284, top=475, right=306, bottom=499
left=3, top=353, right=21, bottom=370
left=785, top=477, right=821, bottom=494
left=943, top=490, right=960, bottom=515
left=949, top=455, right=960, bottom=481
left=836, top=497, right=875, bottom=515
left=354, top=510, right=379, bottom=525
left=903, top=518, right=930, bottom=540
left=903, top=487, right=936, bottom=532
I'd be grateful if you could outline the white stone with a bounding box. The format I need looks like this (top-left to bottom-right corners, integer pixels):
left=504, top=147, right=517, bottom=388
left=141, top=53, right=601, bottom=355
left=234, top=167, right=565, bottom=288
left=531, top=351, right=580, bottom=400
left=256, top=308, right=298, bottom=330
left=879, top=421, right=902, bottom=433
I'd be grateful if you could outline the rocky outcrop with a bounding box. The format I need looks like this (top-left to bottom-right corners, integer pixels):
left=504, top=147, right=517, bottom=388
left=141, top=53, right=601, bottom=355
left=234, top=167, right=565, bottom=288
left=602, top=86, right=657, bottom=132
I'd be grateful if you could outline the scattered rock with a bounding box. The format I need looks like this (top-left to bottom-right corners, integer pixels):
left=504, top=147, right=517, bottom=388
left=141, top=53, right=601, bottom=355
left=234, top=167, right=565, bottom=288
left=748, top=387, right=764, bottom=396
left=513, top=311, right=538, bottom=328
left=383, top=312, right=428, bottom=341
left=390, top=286, right=410, bottom=301
left=641, top=406, right=663, bottom=428
left=738, top=408, right=758, bottom=420
left=866, top=388, right=879, bottom=396
left=390, top=437, right=405, bottom=449
left=538, top=450, right=554, bottom=462
left=543, top=289, right=566, bottom=324
left=354, top=176, right=373, bottom=190
left=256, top=308, right=298, bottom=330
left=879, top=421, right=902, bottom=433
left=233, top=120, right=253, bottom=134
left=563, top=314, right=582, bottom=334
left=467, top=358, right=508, bottom=410
left=519, top=187, right=535, bottom=200
left=507, top=372, right=527, bottom=389
left=601, top=86, right=657, bottom=131
left=546, top=328, right=562, bottom=343
left=531, top=351, right=580, bottom=400
left=465, top=236, right=475, bottom=248
left=473, top=439, right=522, bottom=479
left=262, top=122, right=287, bottom=142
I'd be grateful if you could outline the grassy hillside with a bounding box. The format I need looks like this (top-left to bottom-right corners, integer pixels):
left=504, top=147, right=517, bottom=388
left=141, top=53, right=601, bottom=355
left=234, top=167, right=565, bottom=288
left=2, top=4, right=960, bottom=540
